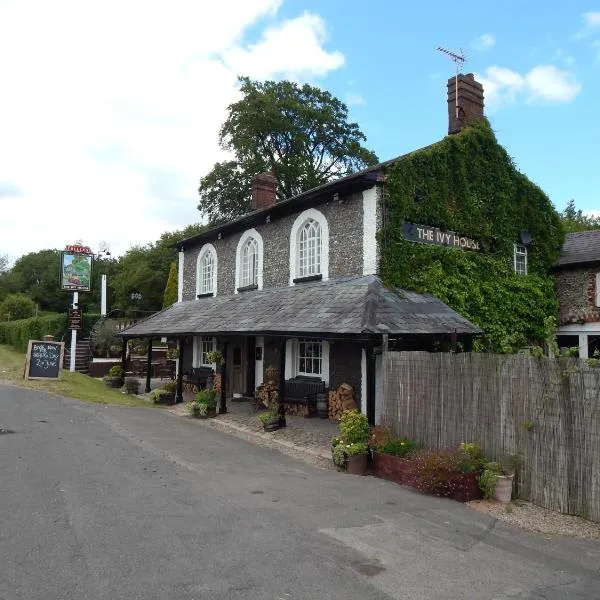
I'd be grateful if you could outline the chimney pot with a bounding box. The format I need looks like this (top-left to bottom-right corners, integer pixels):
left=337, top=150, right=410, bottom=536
left=251, top=171, right=277, bottom=211
left=447, top=72, right=485, bottom=134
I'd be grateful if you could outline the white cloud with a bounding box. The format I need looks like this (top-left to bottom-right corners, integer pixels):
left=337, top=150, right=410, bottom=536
left=345, top=92, right=365, bottom=106
left=524, top=65, right=581, bottom=103
left=0, top=0, right=345, bottom=260
left=583, top=11, right=600, bottom=28
left=477, top=64, right=581, bottom=110
left=472, top=33, right=496, bottom=51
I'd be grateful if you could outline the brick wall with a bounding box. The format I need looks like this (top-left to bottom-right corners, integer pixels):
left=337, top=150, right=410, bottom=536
left=556, top=267, right=600, bottom=324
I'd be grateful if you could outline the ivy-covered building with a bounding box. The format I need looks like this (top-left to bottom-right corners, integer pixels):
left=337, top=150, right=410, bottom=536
left=121, top=73, right=563, bottom=421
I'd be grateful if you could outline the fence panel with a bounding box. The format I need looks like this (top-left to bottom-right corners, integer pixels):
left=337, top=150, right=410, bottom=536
left=383, top=352, right=600, bottom=521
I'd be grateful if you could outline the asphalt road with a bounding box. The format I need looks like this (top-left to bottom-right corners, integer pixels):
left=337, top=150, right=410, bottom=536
left=1, top=383, right=599, bottom=600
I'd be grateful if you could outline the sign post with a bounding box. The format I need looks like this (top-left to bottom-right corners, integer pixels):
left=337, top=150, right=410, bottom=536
left=60, top=244, right=93, bottom=373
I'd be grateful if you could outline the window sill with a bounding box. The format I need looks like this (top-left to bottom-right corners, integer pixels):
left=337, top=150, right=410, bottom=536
left=197, top=292, right=214, bottom=299
left=237, top=284, right=259, bottom=292
left=293, top=274, right=322, bottom=284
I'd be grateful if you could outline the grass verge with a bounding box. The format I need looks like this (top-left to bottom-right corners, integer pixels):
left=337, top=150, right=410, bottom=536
left=0, top=345, right=153, bottom=407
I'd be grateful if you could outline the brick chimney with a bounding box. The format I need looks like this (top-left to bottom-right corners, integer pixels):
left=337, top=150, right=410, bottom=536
left=447, top=73, right=484, bottom=134
left=251, top=171, right=278, bottom=211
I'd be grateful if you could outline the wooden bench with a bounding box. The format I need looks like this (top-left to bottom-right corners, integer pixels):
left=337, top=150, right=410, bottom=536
left=283, top=376, right=326, bottom=416
left=183, top=366, right=215, bottom=392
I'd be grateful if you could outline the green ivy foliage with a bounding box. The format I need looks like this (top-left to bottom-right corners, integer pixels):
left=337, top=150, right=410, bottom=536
left=380, top=120, right=563, bottom=352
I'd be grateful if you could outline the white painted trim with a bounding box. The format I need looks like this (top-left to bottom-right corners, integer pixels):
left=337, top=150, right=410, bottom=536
left=192, top=335, right=199, bottom=367
left=361, top=348, right=367, bottom=416
left=285, top=338, right=329, bottom=385
left=557, top=323, right=600, bottom=333
left=285, top=339, right=294, bottom=380
left=596, top=271, right=600, bottom=307
left=362, top=186, right=378, bottom=275
left=579, top=334, right=589, bottom=359
left=289, top=208, right=329, bottom=285
left=235, top=228, right=264, bottom=292
left=255, top=336, right=264, bottom=387
left=177, top=250, right=184, bottom=302
left=196, top=243, right=218, bottom=297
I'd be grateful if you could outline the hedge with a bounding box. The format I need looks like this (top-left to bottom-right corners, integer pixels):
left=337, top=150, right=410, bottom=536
left=0, top=313, right=102, bottom=353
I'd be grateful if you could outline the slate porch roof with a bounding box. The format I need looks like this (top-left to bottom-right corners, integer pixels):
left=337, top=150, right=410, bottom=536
left=119, top=275, right=482, bottom=339
left=555, top=230, right=600, bottom=268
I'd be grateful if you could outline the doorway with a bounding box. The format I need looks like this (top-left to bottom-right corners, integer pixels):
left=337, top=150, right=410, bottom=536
left=228, top=337, right=246, bottom=397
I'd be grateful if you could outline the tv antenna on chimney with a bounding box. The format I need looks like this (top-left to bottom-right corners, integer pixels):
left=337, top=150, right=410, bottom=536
left=437, top=46, right=466, bottom=119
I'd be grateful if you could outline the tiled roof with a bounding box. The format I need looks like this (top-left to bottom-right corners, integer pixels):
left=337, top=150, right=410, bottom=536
left=556, top=230, right=600, bottom=267
left=119, top=275, right=481, bottom=339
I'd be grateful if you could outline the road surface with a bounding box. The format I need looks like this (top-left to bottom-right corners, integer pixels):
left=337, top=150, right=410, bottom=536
left=1, top=383, right=599, bottom=599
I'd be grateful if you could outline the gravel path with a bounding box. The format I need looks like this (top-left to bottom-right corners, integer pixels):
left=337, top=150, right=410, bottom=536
left=468, top=499, right=600, bottom=539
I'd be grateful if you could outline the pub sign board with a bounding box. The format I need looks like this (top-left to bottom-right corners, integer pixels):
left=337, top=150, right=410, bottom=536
left=24, top=340, right=65, bottom=380
left=68, top=308, right=83, bottom=330
left=60, top=251, right=92, bottom=291
left=403, top=222, right=480, bottom=251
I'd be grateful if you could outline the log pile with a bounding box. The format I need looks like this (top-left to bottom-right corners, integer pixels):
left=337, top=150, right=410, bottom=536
left=328, top=383, right=357, bottom=420
left=255, top=384, right=278, bottom=409
left=214, top=373, right=222, bottom=394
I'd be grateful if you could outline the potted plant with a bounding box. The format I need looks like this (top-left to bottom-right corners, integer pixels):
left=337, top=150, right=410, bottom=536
left=187, top=388, right=217, bottom=418
left=205, top=350, right=223, bottom=366
left=103, top=365, right=124, bottom=388
left=258, top=408, right=280, bottom=432
left=478, top=460, right=515, bottom=503
left=331, top=410, right=370, bottom=475
left=148, top=381, right=177, bottom=405
left=124, top=377, right=140, bottom=395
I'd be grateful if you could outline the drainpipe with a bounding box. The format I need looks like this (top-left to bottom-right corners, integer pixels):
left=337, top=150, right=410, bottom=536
left=176, top=338, right=185, bottom=403
left=219, top=341, right=228, bottom=414
left=145, top=337, right=153, bottom=393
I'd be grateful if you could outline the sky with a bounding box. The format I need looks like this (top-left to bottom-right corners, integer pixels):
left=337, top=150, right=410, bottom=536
left=1, top=0, right=598, bottom=262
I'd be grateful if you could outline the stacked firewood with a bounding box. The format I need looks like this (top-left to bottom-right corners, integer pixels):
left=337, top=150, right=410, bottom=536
left=255, top=384, right=278, bottom=408
left=214, top=374, right=222, bottom=394
left=328, top=383, right=357, bottom=420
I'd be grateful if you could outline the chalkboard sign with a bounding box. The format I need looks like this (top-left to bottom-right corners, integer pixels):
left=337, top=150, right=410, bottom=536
left=24, top=340, right=65, bottom=380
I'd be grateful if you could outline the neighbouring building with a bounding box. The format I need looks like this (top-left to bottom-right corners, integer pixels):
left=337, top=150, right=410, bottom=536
left=120, top=72, right=563, bottom=423
left=555, top=230, right=600, bottom=358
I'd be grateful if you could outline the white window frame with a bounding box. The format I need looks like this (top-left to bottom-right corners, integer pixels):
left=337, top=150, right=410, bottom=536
left=514, top=243, right=528, bottom=276
left=284, top=338, right=329, bottom=385
left=196, top=243, right=218, bottom=297
left=193, top=336, right=216, bottom=367
left=235, top=229, right=263, bottom=292
left=289, top=208, right=329, bottom=285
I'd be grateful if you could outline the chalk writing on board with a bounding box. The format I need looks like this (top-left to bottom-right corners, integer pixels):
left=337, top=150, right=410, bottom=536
left=31, top=344, right=60, bottom=370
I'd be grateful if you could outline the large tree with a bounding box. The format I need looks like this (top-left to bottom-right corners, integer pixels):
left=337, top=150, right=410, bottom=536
left=560, top=199, right=600, bottom=233
left=198, top=77, right=379, bottom=225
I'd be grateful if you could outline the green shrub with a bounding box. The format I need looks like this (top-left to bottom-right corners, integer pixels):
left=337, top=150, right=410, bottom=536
left=0, top=294, right=36, bottom=321
left=378, top=438, right=418, bottom=457
left=339, top=409, right=370, bottom=444
left=108, top=365, right=124, bottom=377
left=195, top=387, right=217, bottom=408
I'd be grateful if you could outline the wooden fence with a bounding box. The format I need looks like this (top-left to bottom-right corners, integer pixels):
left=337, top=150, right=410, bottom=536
left=382, top=352, right=600, bottom=521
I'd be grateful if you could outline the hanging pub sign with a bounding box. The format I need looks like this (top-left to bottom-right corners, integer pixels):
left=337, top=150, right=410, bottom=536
left=403, top=222, right=480, bottom=251
left=60, top=245, right=93, bottom=291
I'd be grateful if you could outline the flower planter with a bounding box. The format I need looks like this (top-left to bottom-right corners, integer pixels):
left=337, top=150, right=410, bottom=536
left=448, top=472, right=483, bottom=502
left=263, top=420, right=280, bottom=432
left=191, top=406, right=217, bottom=419
left=103, top=376, right=123, bottom=389
left=371, top=452, right=412, bottom=484
left=346, top=453, right=368, bottom=475
left=493, top=474, right=514, bottom=503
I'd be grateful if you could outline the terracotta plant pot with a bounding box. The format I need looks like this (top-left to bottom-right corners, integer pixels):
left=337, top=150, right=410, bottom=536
left=346, top=453, right=368, bottom=475
left=493, top=474, right=514, bottom=503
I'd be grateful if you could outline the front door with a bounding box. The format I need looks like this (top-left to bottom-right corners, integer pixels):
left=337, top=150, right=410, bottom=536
left=228, top=337, right=246, bottom=397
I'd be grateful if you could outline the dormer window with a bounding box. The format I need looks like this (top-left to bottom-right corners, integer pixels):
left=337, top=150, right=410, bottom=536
left=290, top=208, right=329, bottom=285
left=235, top=229, right=263, bottom=292
left=196, top=244, right=217, bottom=296
left=514, top=244, right=527, bottom=276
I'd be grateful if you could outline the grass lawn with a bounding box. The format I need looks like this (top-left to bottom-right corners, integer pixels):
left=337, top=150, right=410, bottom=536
left=0, top=345, right=154, bottom=408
